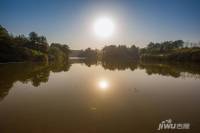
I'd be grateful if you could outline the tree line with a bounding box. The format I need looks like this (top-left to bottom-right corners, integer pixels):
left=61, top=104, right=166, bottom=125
left=140, top=40, right=200, bottom=62
left=1, top=24, right=200, bottom=63
left=73, top=45, right=140, bottom=62
left=76, top=40, right=200, bottom=62
left=0, top=25, right=70, bottom=62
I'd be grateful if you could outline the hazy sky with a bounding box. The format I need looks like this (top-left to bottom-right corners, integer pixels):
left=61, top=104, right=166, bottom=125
left=1, top=0, right=200, bottom=49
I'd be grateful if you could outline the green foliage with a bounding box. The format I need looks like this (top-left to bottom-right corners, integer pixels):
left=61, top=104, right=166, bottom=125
left=26, top=32, right=49, bottom=53
left=102, top=45, right=139, bottom=61
left=0, top=25, right=199, bottom=63
left=0, top=25, right=70, bottom=63
left=48, top=43, right=70, bottom=62
left=168, top=48, right=200, bottom=62
left=0, top=25, right=10, bottom=41
left=141, top=46, right=200, bottom=62
left=142, top=40, right=184, bottom=54
left=13, top=35, right=29, bottom=46
left=78, top=48, right=98, bottom=59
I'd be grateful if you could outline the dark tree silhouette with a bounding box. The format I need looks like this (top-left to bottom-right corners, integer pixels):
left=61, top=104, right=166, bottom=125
left=0, top=25, right=70, bottom=62
left=102, top=45, right=139, bottom=61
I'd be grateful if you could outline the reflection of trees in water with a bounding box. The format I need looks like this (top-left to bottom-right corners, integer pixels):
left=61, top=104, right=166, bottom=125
left=102, top=60, right=138, bottom=71
left=84, top=59, right=98, bottom=67
left=139, top=63, right=180, bottom=77
left=139, top=61, right=200, bottom=78
left=49, top=61, right=71, bottom=73
left=71, top=59, right=200, bottom=78
left=180, top=72, right=200, bottom=80
left=1, top=59, right=200, bottom=102
left=0, top=83, right=12, bottom=102
left=100, top=59, right=200, bottom=78
left=0, top=61, right=71, bottom=102
left=69, top=58, right=98, bottom=67
left=30, top=70, right=50, bottom=87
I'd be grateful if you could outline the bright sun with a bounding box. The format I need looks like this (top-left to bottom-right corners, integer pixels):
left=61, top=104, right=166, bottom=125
left=94, top=17, right=114, bottom=38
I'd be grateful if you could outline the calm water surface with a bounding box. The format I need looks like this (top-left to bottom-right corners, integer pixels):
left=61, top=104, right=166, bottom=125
left=0, top=60, right=200, bottom=133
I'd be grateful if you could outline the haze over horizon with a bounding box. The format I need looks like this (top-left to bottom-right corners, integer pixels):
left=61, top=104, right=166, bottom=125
left=1, top=0, right=200, bottom=49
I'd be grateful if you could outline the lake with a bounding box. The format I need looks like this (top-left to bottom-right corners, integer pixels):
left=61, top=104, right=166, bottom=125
left=0, top=60, right=200, bottom=133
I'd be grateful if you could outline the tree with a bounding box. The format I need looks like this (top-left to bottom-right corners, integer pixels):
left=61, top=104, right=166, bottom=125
left=129, top=45, right=140, bottom=59
left=0, top=25, right=9, bottom=38
left=173, top=40, right=184, bottom=49
left=29, top=32, right=38, bottom=42
left=28, top=32, right=49, bottom=53
left=102, top=45, right=139, bottom=61
left=48, top=43, right=70, bottom=62
left=13, top=35, right=29, bottom=46
left=78, top=48, right=98, bottom=59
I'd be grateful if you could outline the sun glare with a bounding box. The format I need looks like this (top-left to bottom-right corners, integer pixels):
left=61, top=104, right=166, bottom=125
left=98, top=80, right=109, bottom=90
left=94, top=17, right=114, bottom=38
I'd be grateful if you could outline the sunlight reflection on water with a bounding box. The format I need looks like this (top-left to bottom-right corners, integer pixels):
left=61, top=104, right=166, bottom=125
left=98, top=79, right=109, bottom=91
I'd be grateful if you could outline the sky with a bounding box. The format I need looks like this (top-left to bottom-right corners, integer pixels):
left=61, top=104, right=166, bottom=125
left=0, top=0, right=200, bottom=49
